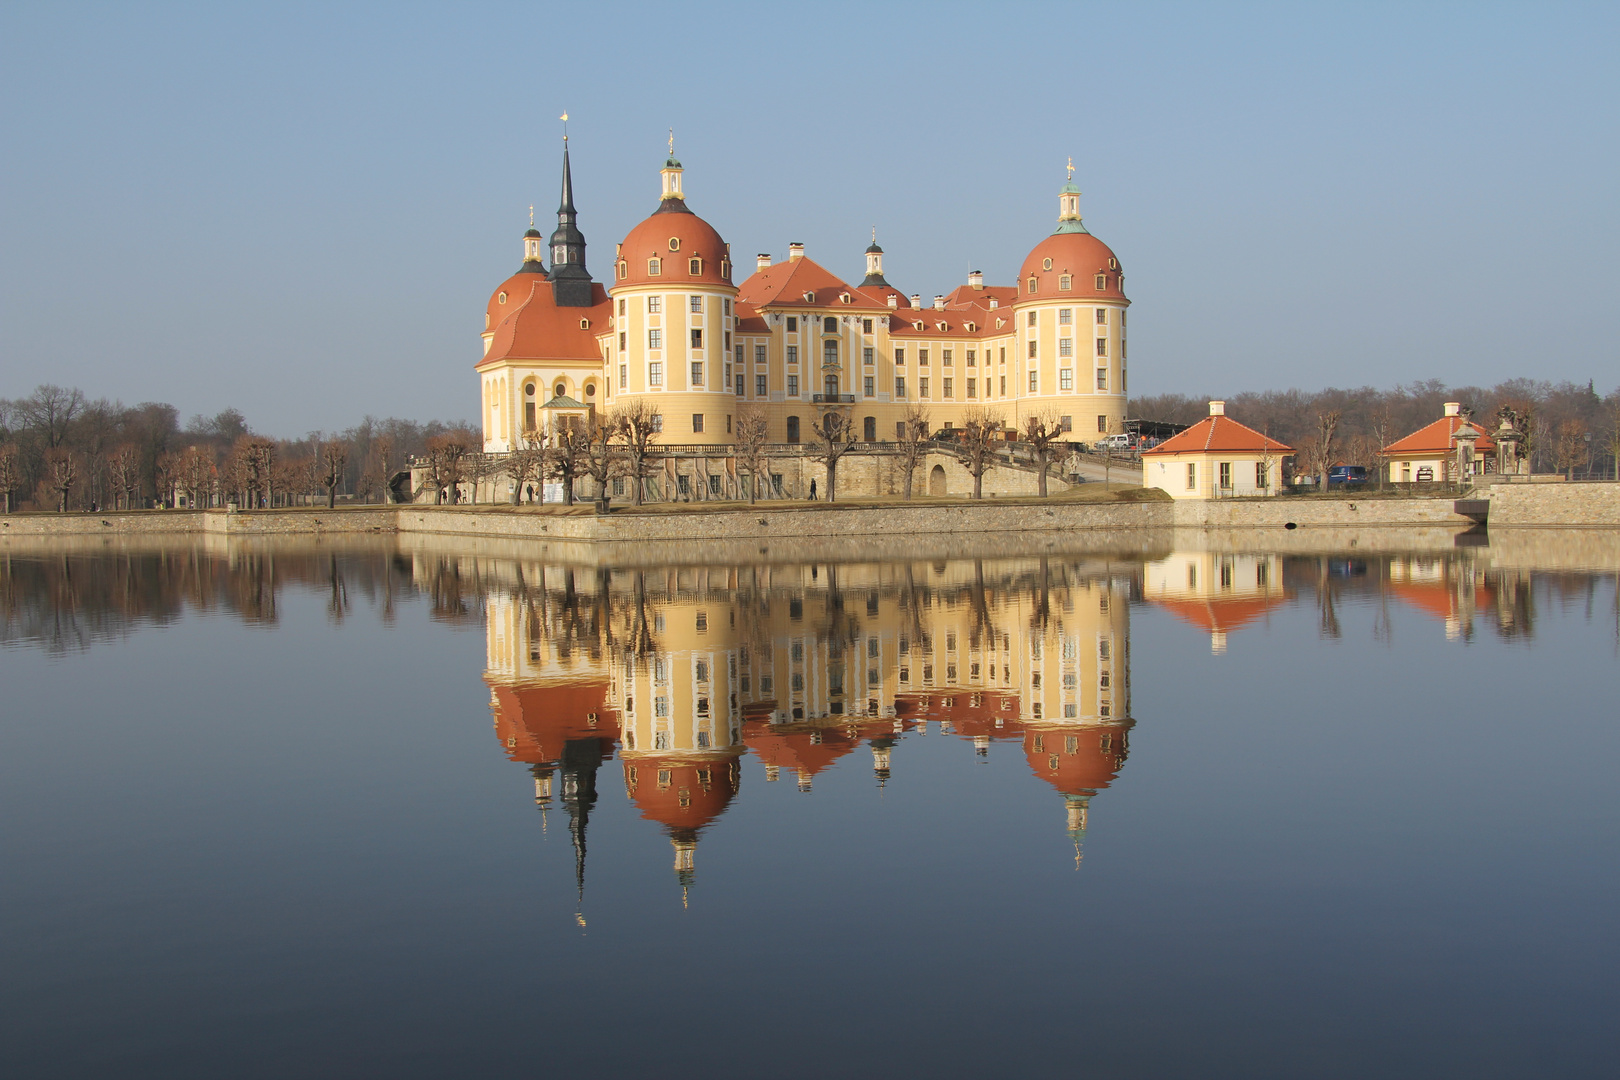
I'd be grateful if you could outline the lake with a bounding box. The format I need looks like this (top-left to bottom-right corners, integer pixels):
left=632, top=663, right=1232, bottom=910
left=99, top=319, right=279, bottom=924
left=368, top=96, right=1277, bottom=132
left=2, top=533, right=1617, bottom=1078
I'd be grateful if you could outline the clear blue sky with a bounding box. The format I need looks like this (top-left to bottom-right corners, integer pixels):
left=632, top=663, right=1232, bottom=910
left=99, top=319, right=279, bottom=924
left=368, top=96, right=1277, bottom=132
left=2, top=1, right=1616, bottom=435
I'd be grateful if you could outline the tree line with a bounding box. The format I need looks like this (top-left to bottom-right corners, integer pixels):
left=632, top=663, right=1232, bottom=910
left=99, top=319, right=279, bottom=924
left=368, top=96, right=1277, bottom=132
left=1129, top=378, right=1620, bottom=480
left=0, top=383, right=475, bottom=511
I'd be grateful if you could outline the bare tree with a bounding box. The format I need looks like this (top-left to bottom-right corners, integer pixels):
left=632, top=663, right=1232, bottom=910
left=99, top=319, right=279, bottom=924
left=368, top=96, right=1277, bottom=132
left=46, top=447, right=78, bottom=511
left=1555, top=418, right=1589, bottom=480
left=895, top=404, right=930, bottom=499
left=616, top=399, right=661, bottom=505
left=14, top=385, right=85, bottom=448
left=179, top=444, right=215, bottom=509
left=957, top=408, right=1000, bottom=499
left=320, top=440, right=348, bottom=508
left=1308, top=410, right=1341, bottom=492
left=543, top=420, right=588, bottom=506
left=579, top=415, right=621, bottom=512
left=733, top=405, right=770, bottom=504
left=109, top=443, right=140, bottom=510
left=358, top=434, right=394, bottom=504
left=1369, top=407, right=1394, bottom=490
left=507, top=431, right=543, bottom=504
left=424, top=429, right=475, bottom=504
left=1607, top=398, right=1620, bottom=482
left=1021, top=410, right=1065, bottom=497
left=0, top=443, right=20, bottom=513
left=809, top=408, right=855, bottom=502
left=153, top=450, right=179, bottom=508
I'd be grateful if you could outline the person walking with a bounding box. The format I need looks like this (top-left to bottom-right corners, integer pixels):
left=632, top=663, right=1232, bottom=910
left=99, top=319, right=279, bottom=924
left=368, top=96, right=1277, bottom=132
left=808, top=479, right=818, bottom=500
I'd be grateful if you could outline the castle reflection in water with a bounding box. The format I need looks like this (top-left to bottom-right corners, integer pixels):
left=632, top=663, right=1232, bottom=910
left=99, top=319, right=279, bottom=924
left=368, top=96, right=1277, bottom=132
left=477, top=557, right=1134, bottom=902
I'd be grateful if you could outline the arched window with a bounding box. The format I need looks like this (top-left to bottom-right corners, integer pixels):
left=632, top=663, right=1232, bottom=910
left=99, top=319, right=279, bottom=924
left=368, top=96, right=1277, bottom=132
left=786, top=415, right=800, bottom=443
left=555, top=383, right=566, bottom=398
left=863, top=416, right=876, bottom=441
left=1027, top=277, right=1037, bottom=293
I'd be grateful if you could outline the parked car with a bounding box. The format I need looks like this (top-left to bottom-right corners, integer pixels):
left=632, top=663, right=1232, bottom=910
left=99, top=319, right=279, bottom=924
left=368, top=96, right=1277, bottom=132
left=1327, top=465, right=1368, bottom=487
left=1097, top=433, right=1135, bottom=451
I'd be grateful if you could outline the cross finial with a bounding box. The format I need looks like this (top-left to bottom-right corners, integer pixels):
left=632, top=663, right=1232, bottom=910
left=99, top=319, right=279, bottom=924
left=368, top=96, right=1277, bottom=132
left=668, top=127, right=674, bottom=156
left=528, top=204, right=534, bottom=227
left=1067, top=156, right=1074, bottom=180
left=872, top=225, right=876, bottom=242
left=559, top=112, right=568, bottom=142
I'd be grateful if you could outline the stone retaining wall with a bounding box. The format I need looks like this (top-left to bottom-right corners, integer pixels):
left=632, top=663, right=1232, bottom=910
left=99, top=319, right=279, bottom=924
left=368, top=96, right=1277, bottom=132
left=1170, top=497, right=1473, bottom=529
left=1482, top=480, right=1620, bottom=527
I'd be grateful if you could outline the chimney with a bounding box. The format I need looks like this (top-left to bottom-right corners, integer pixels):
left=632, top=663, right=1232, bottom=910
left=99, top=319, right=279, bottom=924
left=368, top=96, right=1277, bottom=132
left=1443, top=401, right=1461, bottom=417
left=1209, top=400, right=1226, bottom=416
left=756, top=253, right=772, bottom=271
left=788, top=243, right=804, bottom=261
left=909, top=294, right=921, bottom=309
left=886, top=294, right=899, bottom=309
left=933, top=295, right=946, bottom=310
left=968, top=270, right=983, bottom=289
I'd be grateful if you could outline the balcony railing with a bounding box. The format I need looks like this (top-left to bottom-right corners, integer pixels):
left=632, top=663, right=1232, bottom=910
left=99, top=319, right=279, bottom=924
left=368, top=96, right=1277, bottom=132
left=812, top=393, right=856, bottom=404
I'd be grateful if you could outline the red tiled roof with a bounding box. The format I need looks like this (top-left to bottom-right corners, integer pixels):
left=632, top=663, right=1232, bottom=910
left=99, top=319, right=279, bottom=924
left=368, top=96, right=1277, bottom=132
left=615, top=203, right=734, bottom=289
left=477, top=276, right=611, bottom=368
left=734, top=301, right=769, bottom=334
left=1018, top=232, right=1128, bottom=304
left=1380, top=416, right=1497, bottom=456
left=736, top=255, right=887, bottom=311
left=1142, top=414, right=1293, bottom=455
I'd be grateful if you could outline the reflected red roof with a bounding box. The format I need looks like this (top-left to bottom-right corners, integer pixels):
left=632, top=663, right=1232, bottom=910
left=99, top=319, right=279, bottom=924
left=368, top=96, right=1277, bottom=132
left=1389, top=580, right=1497, bottom=622
left=487, top=678, right=618, bottom=764
left=1022, top=721, right=1132, bottom=797
left=743, top=719, right=860, bottom=777
left=1152, top=595, right=1288, bottom=634
left=622, top=754, right=741, bottom=832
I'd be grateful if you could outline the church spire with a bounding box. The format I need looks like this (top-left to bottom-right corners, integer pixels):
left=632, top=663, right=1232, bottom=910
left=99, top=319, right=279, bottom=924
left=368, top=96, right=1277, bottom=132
left=860, top=228, right=893, bottom=289
left=655, top=129, right=689, bottom=214
left=549, top=132, right=593, bottom=306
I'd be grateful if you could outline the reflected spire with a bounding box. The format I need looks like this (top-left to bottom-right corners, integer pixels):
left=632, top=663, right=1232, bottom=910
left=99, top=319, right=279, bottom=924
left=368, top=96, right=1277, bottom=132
left=1066, top=794, right=1090, bottom=870
left=671, top=829, right=698, bottom=908
left=560, top=738, right=602, bottom=926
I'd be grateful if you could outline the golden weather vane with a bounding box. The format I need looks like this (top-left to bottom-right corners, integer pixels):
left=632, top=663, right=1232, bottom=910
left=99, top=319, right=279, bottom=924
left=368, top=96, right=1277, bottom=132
left=529, top=205, right=534, bottom=227
left=560, top=112, right=568, bottom=142
left=668, top=127, right=675, bottom=156
left=1067, top=156, right=1074, bottom=180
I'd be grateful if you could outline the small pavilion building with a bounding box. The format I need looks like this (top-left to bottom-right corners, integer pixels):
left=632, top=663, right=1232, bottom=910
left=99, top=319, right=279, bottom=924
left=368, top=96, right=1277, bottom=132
left=1378, top=402, right=1496, bottom=484
left=1141, top=401, right=1292, bottom=499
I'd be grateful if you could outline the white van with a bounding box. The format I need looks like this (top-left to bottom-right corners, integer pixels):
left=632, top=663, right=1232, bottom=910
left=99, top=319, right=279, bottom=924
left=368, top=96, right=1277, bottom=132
left=1098, top=433, right=1135, bottom=450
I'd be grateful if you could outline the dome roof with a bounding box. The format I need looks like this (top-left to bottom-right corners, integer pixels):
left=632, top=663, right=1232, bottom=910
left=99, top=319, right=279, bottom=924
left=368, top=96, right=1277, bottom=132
left=622, top=754, right=741, bottom=832
left=1017, top=231, right=1128, bottom=304
left=1022, top=720, right=1133, bottom=797
left=615, top=203, right=733, bottom=290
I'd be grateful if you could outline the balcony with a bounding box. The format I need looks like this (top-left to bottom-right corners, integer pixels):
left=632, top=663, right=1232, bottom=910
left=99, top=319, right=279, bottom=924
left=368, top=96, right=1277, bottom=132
left=812, top=393, right=856, bottom=404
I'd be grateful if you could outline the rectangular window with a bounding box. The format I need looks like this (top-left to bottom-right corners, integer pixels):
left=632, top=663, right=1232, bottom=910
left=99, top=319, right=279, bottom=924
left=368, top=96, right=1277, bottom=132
left=1096, top=368, right=1107, bottom=390
left=998, top=347, right=1006, bottom=364
left=756, top=374, right=768, bottom=396
left=649, top=362, right=663, bottom=387
left=862, top=318, right=873, bottom=334
left=943, top=378, right=953, bottom=399
left=1027, top=311, right=1038, bottom=327
left=1095, top=274, right=1107, bottom=290
left=1219, top=462, right=1232, bottom=489
left=1059, top=274, right=1072, bottom=290
left=786, top=316, right=798, bottom=332
left=723, top=299, right=731, bottom=316
left=734, top=344, right=744, bottom=365
left=895, top=376, right=907, bottom=398
left=1059, top=309, right=1072, bottom=325
left=1096, top=337, right=1107, bottom=356
left=786, top=345, right=798, bottom=365
left=689, top=295, right=703, bottom=313
left=1060, top=415, right=1072, bottom=432
left=786, top=417, right=799, bottom=443
left=735, top=374, right=744, bottom=396
left=708, top=474, right=721, bottom=494
left=919, top=377, right=930, bottom=398
left=1059, top=369, right=1074, bottom=390
left=1059, top=338, right=1073, bottom=357
left=648, top=328, right=662, bottom=349
left=823, top=316, right=837, bottom=333
left=918, top=348, right=929, bottom=365
left=648, top=259, right=662, bottom=276
left=647, top=296, right=662, bottom=313
left=863, top=347, right=874, bottom=366
left=652, top=414, right=663, bottom=432
left=894, top=347, right=905, bottom=365
left=896, top=421, right=907, bottom=439
left=863, top=375, right=875, bottom=397
left=619, top=363, right=628, bottom=390
left=691, top=361, right=704, bottom=386
left=1096, top=308, right=1107, bottom=324
left=691, top=329, right=703, bottom=349
left=787, top=375, right=799, bottom=397
left=692, top=414, right=704, bottom=433
left=1186, top=463, right=1197, bottom=490
left=1097, top=414, right=1107, bottom=433
left=967, top=379, right=977, bottom=398
left=1028, top=340, right=1038, bottom=358
left=755, top=344, right=767, bottom=364
left=1028, top=371, right=1038, bottom=393
left=823, top=340, right=838, bottom=365
left=1256, top=462, right=1269, bottom=488
left=1000, top=376, right=1007, bottom=395
left=619, top=331, right=627, bottom=350
left=966, top=350, right=976, bottom=366
left=942, top=349, right=953, bottom=365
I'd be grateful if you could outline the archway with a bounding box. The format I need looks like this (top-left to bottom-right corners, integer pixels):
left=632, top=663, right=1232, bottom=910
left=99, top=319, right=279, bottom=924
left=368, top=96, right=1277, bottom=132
left=929, top=464, right=947, bottom=496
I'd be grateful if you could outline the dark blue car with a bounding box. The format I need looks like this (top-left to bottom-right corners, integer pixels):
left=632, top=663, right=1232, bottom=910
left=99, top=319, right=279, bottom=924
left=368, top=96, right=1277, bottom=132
left=1327, top=465, right=1368, bottom=487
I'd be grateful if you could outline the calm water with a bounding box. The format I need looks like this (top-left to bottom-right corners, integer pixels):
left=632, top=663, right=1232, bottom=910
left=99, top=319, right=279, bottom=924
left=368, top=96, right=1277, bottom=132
left=2, top=535, right=1617, bottom=1078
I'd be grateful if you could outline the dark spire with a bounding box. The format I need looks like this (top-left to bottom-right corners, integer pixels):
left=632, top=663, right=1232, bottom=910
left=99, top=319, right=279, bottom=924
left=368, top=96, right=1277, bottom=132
left=861, top=228, right=893, bottom=289
left=550, top=143, right=594, bottom=306
left=560, top=737, right=603, bottom=924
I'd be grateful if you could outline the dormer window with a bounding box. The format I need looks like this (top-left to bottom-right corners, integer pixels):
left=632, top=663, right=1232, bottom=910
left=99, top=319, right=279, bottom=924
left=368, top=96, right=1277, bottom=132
left=689, top=257, right=703, bottom=275
left=1095, top=274, right=1107, bottom=290
left=579, top=319, right=590, bottom=330
left=1059, top=274, right=1072, bottom=290
left=839, top=293, right=851, bottom=304
left=936, top=322, right=947, bottom=331
left=648, top=258, right=662, bottom=275
left=965, top=321, right=976, bottom=332
left=803, top=291, right=816, bottom=303
left=618, top=260, right=628, bottom=279
left=913, top=321, right=923, bottom=331
left=1027, top=277, right=1038, bottom=294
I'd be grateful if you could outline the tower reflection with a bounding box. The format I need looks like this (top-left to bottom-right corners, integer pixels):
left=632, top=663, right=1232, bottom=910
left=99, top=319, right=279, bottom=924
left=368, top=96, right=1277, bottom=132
left=477, top=557, right=1138, bottom=904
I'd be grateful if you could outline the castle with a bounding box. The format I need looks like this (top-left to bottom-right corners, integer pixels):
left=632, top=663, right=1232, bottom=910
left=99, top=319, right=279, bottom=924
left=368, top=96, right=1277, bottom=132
left=476, top=141, right=1131, bottom=458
